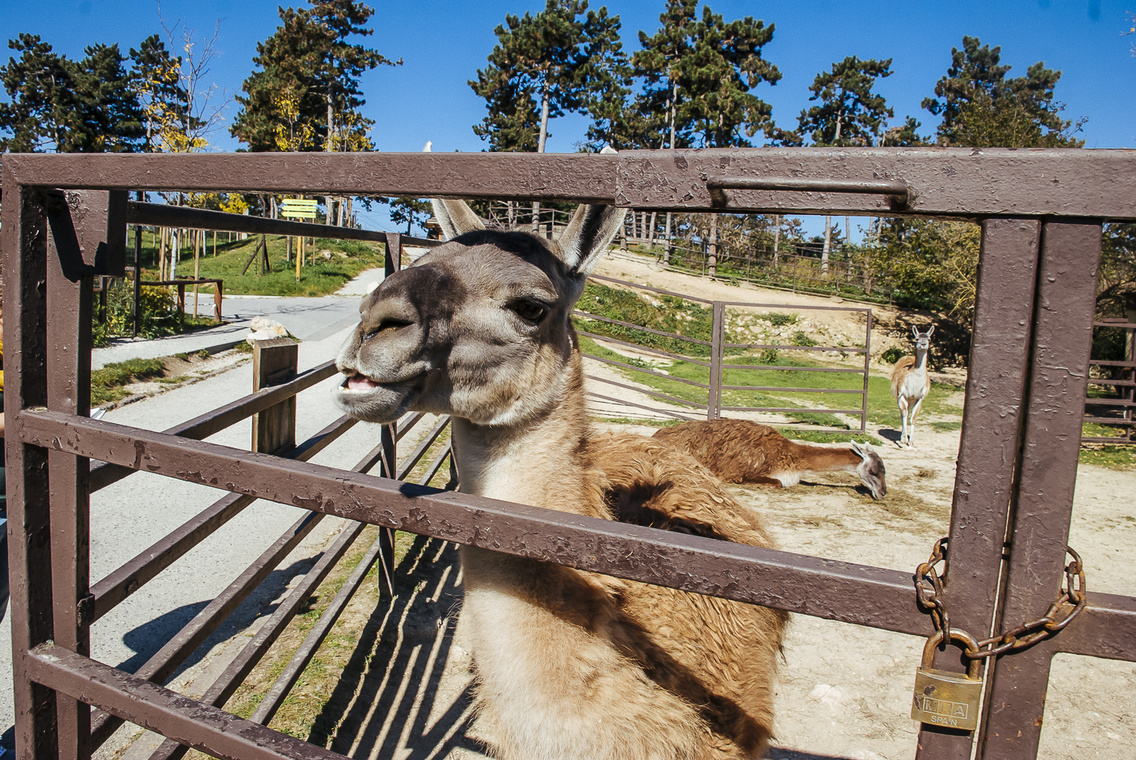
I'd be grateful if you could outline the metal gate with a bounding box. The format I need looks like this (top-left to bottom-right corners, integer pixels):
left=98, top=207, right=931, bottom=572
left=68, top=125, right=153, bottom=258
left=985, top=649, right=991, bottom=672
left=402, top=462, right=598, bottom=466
left=2, top=148, right=1135, bottom=760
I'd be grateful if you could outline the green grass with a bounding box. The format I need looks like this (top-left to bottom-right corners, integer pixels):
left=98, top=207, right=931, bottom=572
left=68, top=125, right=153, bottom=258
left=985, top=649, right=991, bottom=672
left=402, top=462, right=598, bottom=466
left=143, top=234, right=386, bottom=297
left=580, top=334, right=962, bottom=430
left=1079, top=444, right=1136, bottom=468
left=91, top=358, right=167, bottom=406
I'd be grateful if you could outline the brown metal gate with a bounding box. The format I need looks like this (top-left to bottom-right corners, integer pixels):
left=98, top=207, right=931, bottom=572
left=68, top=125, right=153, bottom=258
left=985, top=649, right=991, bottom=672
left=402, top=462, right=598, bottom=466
left=2, top=148, right=1135, bottom=760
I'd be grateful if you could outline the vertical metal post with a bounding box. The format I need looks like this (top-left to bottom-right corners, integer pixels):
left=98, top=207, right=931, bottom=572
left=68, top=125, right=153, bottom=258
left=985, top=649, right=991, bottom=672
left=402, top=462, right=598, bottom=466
left=707, top=302, right=725, bottom=420
left=860, top=310, right=872, bottom=433
left=914, top=219, right=1041, bottom=760
left=377, top=232, right=404, bottom=588
left=251, top=338, right=298, bottom=455
left=2, top=181, right=58, bottom=760
left=978, top=221, right=1103, bottom=760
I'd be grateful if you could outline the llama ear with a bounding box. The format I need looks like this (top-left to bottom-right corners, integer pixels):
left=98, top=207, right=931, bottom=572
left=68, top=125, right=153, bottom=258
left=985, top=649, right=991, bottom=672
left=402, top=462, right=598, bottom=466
left=926, top=324, right=935, bottom=338
left=911, top=326, right=919, bottom=339
left=431, top=198, right=486, bottom=240
left=556, top=146, right=626, bottom=275
left=851, top=441, right=868, bottom=458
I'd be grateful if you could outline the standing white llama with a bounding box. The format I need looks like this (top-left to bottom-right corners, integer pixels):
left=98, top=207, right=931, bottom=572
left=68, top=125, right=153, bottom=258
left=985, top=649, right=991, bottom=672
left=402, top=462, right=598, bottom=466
left=335, top=195, right=787, bottom=760
left=889, top=325, right=934, bottom=448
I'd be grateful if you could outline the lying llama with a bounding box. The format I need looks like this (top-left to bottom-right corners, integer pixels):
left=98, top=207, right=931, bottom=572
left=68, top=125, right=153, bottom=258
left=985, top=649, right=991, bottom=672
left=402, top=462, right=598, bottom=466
left=654, top=418, right=886, bottom=500
left=335, top=195, right=787, bottom=759
left=889, top=325, right=934, bottom=448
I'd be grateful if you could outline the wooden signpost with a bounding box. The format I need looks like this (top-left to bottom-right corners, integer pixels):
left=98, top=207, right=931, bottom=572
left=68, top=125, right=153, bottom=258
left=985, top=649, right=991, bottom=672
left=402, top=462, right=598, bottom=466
left=280, top=198, right=318, bottom=279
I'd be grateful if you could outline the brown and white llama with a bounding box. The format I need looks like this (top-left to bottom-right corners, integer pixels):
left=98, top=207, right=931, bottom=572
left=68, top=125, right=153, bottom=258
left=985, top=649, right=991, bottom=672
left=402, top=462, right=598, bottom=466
left=335, top=194, right=787, bottom=759
left=889, top=325, right=934, bottom=448
left=653, top=418, right=887, bottom=500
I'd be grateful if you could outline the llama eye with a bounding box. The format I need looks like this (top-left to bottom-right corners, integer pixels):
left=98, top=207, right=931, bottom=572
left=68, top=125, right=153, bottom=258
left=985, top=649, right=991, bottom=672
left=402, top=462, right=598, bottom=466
left=509, top=299, right=549, bottom=324
left=365, top=318, right=412, bottom=339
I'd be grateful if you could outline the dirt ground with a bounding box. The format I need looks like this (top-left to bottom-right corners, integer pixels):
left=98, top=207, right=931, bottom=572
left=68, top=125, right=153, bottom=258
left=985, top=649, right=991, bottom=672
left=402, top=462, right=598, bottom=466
left=288, top=266, right=1135, bottom=760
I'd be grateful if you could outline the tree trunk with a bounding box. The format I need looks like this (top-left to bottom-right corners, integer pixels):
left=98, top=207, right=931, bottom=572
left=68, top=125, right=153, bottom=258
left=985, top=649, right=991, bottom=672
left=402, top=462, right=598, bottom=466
left=708, top=214, right=719, bottom=278
left=326, top=90, right=335, bottom=225
left=773, top=214, right=782, bottom=267
left=533, top=81, right=551, bottom=235
left=822, top=216, right=832, bottom=274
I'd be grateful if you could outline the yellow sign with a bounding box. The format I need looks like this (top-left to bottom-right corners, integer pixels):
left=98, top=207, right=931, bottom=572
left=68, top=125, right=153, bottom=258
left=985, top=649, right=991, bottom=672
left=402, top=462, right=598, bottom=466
left=280, top=198, right=318, bottom=220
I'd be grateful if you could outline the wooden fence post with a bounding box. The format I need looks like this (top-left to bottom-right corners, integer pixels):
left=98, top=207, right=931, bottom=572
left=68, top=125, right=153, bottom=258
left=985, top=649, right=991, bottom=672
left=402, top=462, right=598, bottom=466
left=251, top=337, right=298, bottom=455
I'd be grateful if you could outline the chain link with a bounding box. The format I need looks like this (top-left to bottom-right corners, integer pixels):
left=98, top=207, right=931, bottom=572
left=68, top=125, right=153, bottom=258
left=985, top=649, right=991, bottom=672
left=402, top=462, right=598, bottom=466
left=914, top=537, right=1087, bottom=660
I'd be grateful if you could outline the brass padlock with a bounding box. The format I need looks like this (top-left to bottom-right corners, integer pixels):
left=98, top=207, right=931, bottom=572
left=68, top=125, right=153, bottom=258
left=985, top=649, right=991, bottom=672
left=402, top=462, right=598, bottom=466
left=911, top=629, right=983, bottom=731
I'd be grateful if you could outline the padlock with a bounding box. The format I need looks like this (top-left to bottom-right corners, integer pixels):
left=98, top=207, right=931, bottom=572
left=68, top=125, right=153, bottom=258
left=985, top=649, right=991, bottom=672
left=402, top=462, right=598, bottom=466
left=911, top=629, right=984, bottom=731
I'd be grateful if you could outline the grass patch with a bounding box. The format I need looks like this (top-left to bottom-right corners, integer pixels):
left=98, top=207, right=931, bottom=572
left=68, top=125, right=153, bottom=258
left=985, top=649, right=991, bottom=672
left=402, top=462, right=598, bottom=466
left=1079, top=444, right=1136, bottom=468
left=90, top=358, right=166, bottom=406
left=135, top=233, right=385, bottom=297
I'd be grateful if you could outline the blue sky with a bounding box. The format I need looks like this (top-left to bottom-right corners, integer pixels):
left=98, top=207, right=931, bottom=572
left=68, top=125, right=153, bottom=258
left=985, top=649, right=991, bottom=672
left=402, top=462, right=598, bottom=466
left=3, top=1, right=1135, bottom=233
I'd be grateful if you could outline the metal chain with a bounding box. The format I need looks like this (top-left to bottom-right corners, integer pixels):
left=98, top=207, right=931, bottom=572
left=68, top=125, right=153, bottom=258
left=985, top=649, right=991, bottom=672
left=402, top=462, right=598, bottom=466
left=914, top=537, right=1087, bottom=661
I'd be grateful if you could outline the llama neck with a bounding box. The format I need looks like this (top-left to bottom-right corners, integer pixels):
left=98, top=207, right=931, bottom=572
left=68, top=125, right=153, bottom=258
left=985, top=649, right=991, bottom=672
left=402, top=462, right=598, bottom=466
left=787, top=440, right=860, bottom=474
left=451, top=360, right=591, bottom=514
left=912, top=347, right=929, bottom=375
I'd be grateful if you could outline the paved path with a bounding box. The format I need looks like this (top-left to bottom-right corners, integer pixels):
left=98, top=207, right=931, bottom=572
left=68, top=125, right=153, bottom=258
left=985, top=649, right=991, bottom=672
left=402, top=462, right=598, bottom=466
left=2, top=271, right=386, bottom=752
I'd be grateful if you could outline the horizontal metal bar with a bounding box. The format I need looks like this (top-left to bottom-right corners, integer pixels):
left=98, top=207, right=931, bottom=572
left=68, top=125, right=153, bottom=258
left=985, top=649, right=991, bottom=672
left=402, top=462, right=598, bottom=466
left=250, top=530, right=385, bottom=725
left=706, top=176, right=910, bottom=205
left=90, top=361, right=339, bottom=492
left=148, top=521, right=368, bottom=760
left=1051, top=592, right=1136, bottom=660
left=719, top=363, right=863, bottom=374
left=577, top=331, right=712, bottom=367
left=90, top=415, right=356, bottom=621
left=581, top=353, right=711, bottom=390
left=586, top=391, right=699, bottom=422
left=19, top=409, right=927, bottom=633
left=26, top=644, right=346, bottom=760
left=583, top=375, right=706, bottom=409
left=720, top=385, right=865, bottom=395
left=128, top=202, right=388, bottom=243
left=721, top=405, right=867, bottom=416
left=574, top=310, right=712, bottom=347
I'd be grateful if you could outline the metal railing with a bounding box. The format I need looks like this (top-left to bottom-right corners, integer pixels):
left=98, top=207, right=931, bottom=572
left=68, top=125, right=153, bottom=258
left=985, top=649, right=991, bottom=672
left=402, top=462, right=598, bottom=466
left=3, top=147, right=1135, bottom=760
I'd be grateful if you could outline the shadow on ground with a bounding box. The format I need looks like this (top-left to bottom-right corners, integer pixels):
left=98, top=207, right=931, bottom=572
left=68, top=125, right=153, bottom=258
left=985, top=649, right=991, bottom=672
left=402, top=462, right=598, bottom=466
left=308, top=535, right=488, bottom=759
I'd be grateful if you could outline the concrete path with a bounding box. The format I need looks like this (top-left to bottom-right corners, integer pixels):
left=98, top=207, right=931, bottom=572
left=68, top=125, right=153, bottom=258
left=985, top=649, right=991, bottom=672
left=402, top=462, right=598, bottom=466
left=2, top=270, right=386, bottom=753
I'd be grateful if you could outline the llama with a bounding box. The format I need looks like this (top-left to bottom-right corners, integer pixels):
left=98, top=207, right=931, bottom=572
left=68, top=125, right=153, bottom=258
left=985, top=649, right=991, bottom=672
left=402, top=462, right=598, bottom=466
left=335, top=195, right=787, bottom=759
left=653, top=418, right=887, bottom=500
left=889, top=325, right=934, bottom=448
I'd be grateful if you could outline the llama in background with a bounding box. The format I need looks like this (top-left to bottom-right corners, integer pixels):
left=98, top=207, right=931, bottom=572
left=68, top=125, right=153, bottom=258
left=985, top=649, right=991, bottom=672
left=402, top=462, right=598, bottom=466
left=890, top=325, right=934, bottom=448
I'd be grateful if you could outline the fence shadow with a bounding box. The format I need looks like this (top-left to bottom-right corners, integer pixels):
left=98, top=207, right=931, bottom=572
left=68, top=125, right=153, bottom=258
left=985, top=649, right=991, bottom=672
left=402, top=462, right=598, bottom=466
left=308, top=535, right=487, bottom=759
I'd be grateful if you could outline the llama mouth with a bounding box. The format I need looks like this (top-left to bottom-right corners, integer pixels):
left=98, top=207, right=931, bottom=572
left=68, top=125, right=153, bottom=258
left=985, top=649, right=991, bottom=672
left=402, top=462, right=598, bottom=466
left=342, top=373, right=379, bottom=392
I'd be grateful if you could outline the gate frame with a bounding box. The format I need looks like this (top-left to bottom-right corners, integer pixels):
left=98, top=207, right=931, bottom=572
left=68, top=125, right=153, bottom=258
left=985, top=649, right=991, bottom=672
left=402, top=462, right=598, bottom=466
left=3, top=147, right=1136, bottom=760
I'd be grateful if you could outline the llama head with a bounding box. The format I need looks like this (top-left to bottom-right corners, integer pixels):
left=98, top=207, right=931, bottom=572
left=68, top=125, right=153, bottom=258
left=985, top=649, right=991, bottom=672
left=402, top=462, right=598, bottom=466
left=912, top=324, right=934, bottom=351
left=850, top=441, right=887, bottom=499
left=335, top=197, right=626, bottom=427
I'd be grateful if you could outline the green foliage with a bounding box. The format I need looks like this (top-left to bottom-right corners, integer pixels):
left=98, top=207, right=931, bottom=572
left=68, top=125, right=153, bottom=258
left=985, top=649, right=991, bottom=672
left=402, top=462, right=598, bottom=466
left=472, top=0, right=627, bottom=153
left=794, top=55, right=894, bottom=147
left=762, top=312, right=797, bottom=326
left=574, top=281, right=713, bottom=355
left=92, top=284, right=184, bottom=347
left=791, top=331, right=818, bottom=347
left=231, top=0, right=400, bottom=152
left=881, top=347, right=904, bottom=364
left=923, top=36, right=1084, bottom=148
left=0, top=34, right=144, bottom=152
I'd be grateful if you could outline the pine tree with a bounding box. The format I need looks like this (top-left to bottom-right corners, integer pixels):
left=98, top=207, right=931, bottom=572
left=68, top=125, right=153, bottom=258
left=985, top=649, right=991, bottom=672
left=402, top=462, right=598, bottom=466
left=130, top=34, right=194, bottom=152
left=923, top=36, right=1083, bottom=148
left=0, top=33, right=76, bottom=152
left=231, top=0, right=398, bottom=153
left=471, top=0, right=623, bottom=154
left=633, top=0, right=699, bottom=150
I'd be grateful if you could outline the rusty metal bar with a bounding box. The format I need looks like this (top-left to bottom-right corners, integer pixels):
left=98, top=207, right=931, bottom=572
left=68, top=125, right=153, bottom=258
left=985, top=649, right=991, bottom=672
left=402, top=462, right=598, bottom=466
left=705, top=175, right=910, bottom=207
left=576, top=330, right=713, bottom=367
left=616, top=148, right=1136, bottom=219
left=583, top=375, right=708, bottom=410
left=860, top=309, right=872, bottom=432
left=26, top=644, right=348, bottom=760
left=978, top=220, right=1103, bottom=760
left=6, top=149, right=1136, bottom=219
left=249, top=529, right=386, bottom=726
left=574, top=309, right=713, bottom=347
left=913, top=219, right=1042, bottom=759
left=584, top=353, right=712, bottom=389
left=1049, top=592, right=1136, bottom=658
left=89, top=416, right=356, bottom=622
left=147, top=520, right=368, bottom=760
left=87, top=510, right=325, bottom=748
left=89, top=361, right=339, bottom=492
left=16, top=410, right=928, bottom=634
left=585, top=391, right=698, bottom=422
left=44, top=190, right=101, bottom=760
left=2, top=181, right=60, bottom=760
left=127, top=202, right=387, bottom=243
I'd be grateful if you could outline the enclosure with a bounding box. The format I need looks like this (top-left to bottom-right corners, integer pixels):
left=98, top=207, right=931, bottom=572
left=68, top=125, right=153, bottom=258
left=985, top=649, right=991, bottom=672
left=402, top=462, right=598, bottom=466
left=2, top=147, right=1135, bottom=760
